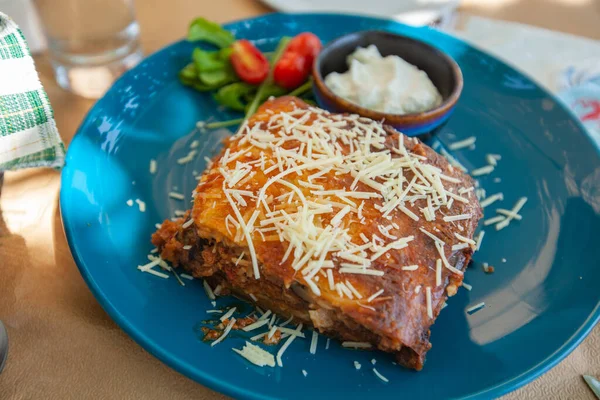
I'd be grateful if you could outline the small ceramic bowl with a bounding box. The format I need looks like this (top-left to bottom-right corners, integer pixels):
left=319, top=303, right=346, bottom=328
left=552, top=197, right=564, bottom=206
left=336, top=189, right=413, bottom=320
left=312, top=30, right=463, bottom=138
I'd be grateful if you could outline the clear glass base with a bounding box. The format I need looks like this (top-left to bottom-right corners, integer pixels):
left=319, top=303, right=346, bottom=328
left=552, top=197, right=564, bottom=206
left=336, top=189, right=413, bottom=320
left=52, top=45, right=143, bottom=99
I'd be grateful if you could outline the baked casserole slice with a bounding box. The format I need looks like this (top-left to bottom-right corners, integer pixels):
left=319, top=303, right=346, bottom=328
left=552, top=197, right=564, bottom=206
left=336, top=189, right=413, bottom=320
left=152, top=96, right=482, bottom=370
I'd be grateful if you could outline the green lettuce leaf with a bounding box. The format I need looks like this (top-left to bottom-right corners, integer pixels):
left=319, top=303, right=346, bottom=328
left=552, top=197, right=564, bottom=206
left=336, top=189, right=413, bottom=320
left=214, top=82, right=257, bottom=111
left=187, top=18, right=235, bottom=48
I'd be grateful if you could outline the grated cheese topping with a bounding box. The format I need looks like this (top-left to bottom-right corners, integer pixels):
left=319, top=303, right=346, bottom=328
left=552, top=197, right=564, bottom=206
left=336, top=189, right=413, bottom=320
left=367, top=288, right=384, bottom=303
left=443, top=213, right=471, bottom=222
left=193, top=102, right=479, bottom=305
left=426, top=287, right=433, bottom=319
left=453, top=240, right=471, bottom=250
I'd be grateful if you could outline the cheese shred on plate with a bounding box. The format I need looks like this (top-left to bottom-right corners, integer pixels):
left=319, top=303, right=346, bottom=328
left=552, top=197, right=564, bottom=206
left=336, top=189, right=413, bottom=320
left=276, top=323, right=303, bottom=367
left=470, top=165, right=494, bottom=177
left=496, top=197, right=528, bottom=230
left=448, top=137, right=476, bottom=151
left=211, top=318, right=236, bottom=346
left=220, top=307, right=237, bottom=322
left=466, top=302, right=486, bottom=313
left=232, top=341, right=276, bottom=367
left=373, top=367, right=389, bottom=383
left=135, top=199, right=146, bottom=212
left=480, top=192, right=503, bottom=208
left=309, top=330, right=318, bottom=355
left=242, top=319, right=269, bottom=332
left=168, top=191, right=185, bottom=200
left=149, top=159, right=157, bottom=174
left=203, top=280, right=216, bottom=300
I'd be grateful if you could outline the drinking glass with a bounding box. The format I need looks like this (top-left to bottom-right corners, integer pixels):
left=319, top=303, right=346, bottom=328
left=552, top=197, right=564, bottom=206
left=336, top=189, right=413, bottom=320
left=34, top=0, right=143, bottom=98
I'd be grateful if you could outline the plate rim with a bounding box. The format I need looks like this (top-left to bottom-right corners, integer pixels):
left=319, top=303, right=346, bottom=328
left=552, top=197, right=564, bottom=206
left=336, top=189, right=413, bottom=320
left=60, top=12, right=600, bottom=400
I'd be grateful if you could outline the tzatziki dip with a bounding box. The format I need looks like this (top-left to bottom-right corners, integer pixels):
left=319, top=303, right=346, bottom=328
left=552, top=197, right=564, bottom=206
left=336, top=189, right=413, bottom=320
left=324, top=45, right=442, bottom=114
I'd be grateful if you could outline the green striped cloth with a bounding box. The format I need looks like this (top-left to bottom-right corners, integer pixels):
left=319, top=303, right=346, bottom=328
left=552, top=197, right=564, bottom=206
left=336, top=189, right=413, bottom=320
left=0, top=12, right=65, bottom=171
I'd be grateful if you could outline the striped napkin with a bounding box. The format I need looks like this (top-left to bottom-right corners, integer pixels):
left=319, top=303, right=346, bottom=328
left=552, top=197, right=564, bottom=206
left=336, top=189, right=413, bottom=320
left=0, top=12, right=65, bottom=171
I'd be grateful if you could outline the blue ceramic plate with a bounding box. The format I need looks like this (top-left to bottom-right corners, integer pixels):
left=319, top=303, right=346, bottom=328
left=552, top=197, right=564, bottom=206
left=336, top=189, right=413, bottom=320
left=60, top=13, right=600, bottom=399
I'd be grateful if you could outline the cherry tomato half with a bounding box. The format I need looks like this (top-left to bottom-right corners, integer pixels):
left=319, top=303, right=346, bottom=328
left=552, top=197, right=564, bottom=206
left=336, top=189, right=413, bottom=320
left=230, top=39, right=269, bottom=85
left=273, top=51, right=308, bottom=90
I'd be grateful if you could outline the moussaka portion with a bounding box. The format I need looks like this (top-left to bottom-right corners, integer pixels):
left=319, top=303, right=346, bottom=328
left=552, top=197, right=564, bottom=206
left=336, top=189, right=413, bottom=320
left=152, top=96, right=482, bottom=370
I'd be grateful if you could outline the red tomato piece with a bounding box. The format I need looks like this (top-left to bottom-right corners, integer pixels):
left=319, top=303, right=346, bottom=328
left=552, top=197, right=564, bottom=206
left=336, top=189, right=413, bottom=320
left=273, top=50, right=308, bottom=90
left=286, top=32, right=322, bottom=66
left=273, top=32, right=322, bottom=89
left=230, top=40, right=269, bottom=85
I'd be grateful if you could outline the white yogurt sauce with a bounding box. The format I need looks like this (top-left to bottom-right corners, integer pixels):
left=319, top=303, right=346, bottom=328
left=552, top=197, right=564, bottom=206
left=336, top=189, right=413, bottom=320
left=324, top=45, right=443, bottom=114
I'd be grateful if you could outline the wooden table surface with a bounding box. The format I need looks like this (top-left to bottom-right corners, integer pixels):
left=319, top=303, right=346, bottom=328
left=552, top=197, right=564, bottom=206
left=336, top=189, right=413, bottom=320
left=0, top=1, right=598, bottom=399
